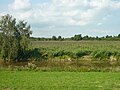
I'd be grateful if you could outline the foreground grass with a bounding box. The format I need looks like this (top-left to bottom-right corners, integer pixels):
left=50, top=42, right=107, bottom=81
left=0, top=71, right=120, bottom=90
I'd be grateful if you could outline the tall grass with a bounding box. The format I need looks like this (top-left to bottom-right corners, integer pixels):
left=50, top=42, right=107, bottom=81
left=31, top=41, right=120, bottom=61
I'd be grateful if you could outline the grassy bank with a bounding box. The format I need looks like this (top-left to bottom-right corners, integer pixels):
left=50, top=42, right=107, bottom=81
left=0, top=71, right=120, bottom=90
left=1, top=60, right=120, bottom=72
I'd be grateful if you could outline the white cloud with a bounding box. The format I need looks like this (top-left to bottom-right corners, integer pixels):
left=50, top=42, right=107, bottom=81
left=7, top=0, right=32, bottom=21
left=9, top=0, right=31, bottom=11
left=110, top=1, right=120, bottom=9
left=97, top=22, right=102, bottom=26
left=0, top=0, right=119, bottom=37
left=49, top=25, right=56, bottom=29
left=89, top=0, right=109, bottom=9
left=9, top=0, right=120, bottom=25
left=89, top=29, right=111, bottom=35
left=0, top=12, right=5, bottom=16
left=6, top=0, right=120, bottom=28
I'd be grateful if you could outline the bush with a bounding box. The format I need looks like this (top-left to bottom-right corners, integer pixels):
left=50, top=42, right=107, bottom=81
left=91, top=51, right=113, bottom=60
left=74, top=50, right=90, bottom=58
left=52, top=50, right=73, bottom=57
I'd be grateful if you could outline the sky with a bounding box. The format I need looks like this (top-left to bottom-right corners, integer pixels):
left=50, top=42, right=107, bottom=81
left=0, top=0, right=120, bottom=37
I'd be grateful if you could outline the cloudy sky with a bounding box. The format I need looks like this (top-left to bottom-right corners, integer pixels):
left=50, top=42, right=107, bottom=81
left=0, top=0, right=120, bottom=37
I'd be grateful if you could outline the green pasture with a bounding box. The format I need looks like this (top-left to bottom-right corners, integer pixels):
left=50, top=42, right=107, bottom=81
left=0, top=71, right=120, bottom=90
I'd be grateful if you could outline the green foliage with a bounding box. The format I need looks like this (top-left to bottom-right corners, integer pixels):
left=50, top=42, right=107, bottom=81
left=52, top=36, right=57, bottom=40
left=72, top=34, right=82, bottom=41
left=28, top=48, right=46, bottom=61
left=75, top=50, right=90, bottom=58
left=0, top=14, right=32, bottom=62
left=91, top=50, right=120, bottom=60
left=118, top=34, right=120, bottom=38
left=31, top=41, right=120, bottom=61
left=0, top=33, right=3, bottom=54
left=116, top=52, right=120, bottom=60
left=58, top=36, right=63, bottom=41
left=53, top=50, right=70, bottom=57
left=30, top=34, right=120, bottom=41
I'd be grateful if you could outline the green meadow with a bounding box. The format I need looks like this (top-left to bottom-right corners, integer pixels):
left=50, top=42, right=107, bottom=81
left=0, top=71, right=120, bottom=90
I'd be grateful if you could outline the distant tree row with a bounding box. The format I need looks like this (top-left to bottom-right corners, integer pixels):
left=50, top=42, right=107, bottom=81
left=30, top=36, right=64, bottom=41
left=71, top=34, right=120, bottom=41
left=30, top=34, right=120, bottom=41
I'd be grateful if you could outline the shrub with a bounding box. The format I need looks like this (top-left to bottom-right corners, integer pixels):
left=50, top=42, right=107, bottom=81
left=75, top=50, right=90, bottom=58
left=91, top=51, right=114, bottom=60
left=52, top=50, right=73, bottom=57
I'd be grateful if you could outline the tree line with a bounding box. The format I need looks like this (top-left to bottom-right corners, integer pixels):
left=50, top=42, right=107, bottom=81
left=31, top=34, right=120, bottom=41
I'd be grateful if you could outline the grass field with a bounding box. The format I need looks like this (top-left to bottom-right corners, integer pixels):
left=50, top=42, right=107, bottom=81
left=31, top=41, right=120, bottom=52
left=30, top=41, right=120, bottom=61
left=0, top=71, right=120, bottom=90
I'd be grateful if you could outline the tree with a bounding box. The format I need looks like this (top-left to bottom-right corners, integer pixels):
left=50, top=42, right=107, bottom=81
left=73, top=34, right=82, bottom=41
left=106, top=35, right=112, bottom=38
left=58, top=36, right=63, bottom=41
left=52, top=36, right=57, bottom=40
left=83, top=35, right=89, bottom=40
left=0, top=14, right=32, bottom=62
left=118, top=34, right=120, bottom=38
left=58, top=36, right=61, bottom=39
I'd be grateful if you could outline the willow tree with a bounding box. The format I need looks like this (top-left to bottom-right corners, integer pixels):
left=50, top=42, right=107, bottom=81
left=0, top=14, right=32, bottom=62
